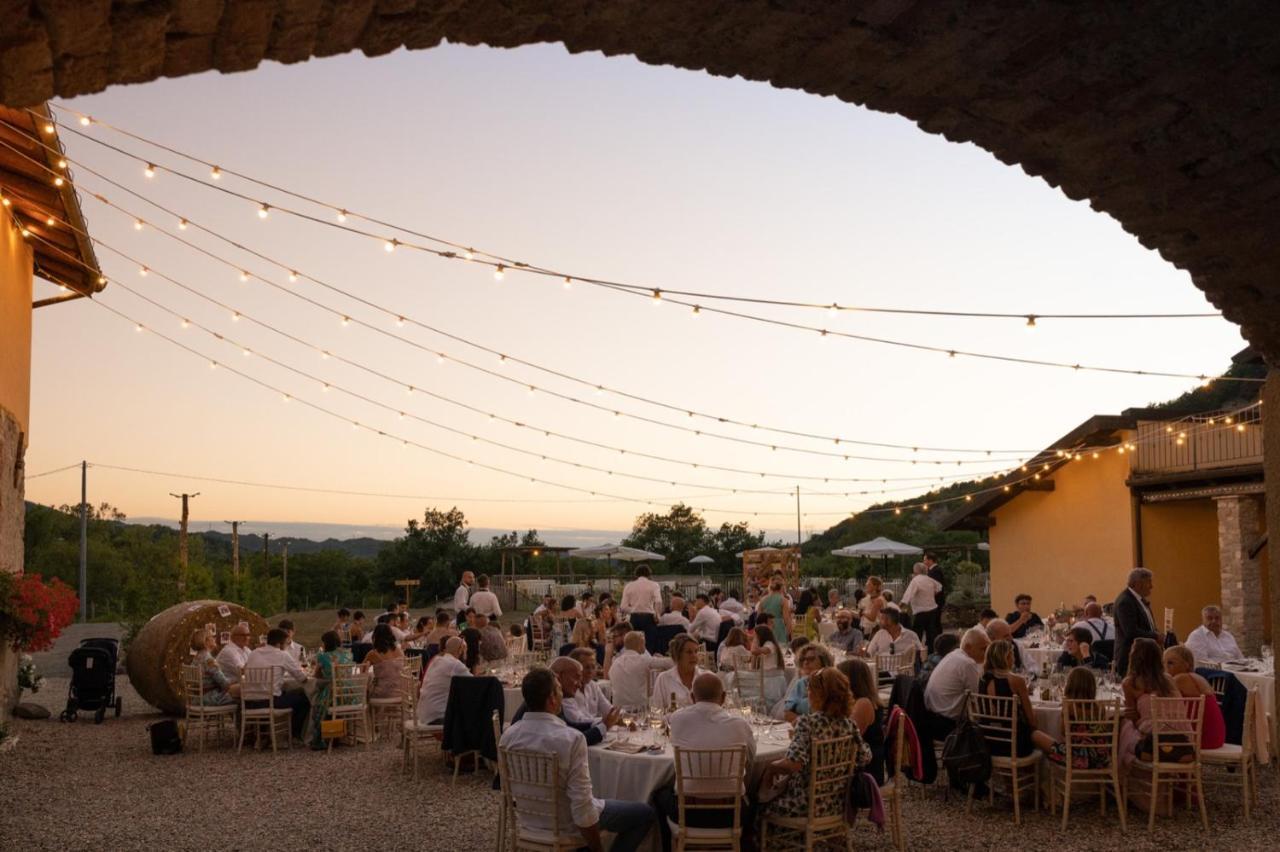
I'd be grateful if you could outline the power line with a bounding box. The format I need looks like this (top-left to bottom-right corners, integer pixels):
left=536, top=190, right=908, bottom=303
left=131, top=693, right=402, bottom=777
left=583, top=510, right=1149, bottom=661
left=44, top=105, right=1224, bottom=324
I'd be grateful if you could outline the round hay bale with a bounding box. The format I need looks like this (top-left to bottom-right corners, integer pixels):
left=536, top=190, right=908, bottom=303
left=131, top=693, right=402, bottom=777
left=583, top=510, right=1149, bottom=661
left=125, top=600, right=268, bottom=715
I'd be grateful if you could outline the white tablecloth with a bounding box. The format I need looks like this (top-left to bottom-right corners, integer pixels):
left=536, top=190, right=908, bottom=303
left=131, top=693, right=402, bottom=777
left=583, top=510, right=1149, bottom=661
left=587, top=726, right=791, bottom=801
left=503, top=680, right=613, bottom=724
left=1016, top=639, right=1061, bottom=672
left=1228, top=669, right=1274, bottom=762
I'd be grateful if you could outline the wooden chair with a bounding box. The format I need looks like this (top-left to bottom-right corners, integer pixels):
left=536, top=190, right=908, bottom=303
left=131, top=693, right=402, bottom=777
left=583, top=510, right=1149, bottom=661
left=1163, top=607, right=1175, bottom=635
left=760, top=735, right=855, bottom=852
left=180, top=663, right=237, bottom=752
left=670, top=746, right=747, bottom=852
left=497, top=747, right=582, bottom=852
left=1127, top=695, right=1207, bottom=832
left=875, top=650, right=916, bottom=686
left=965, top=692, right=1042, bottom=825
left=1201, top=688, right=1259, bottom=818
left=493, top=711, right=511, bottom=852
left=237, top=665, right=291, bottom=753
left=732, top=668, right=766, bottom=710
left=1046, top=698, right=1125, bottom=831
left=880, top=712, right=908, bottom=851
left=368, top=683, right=403, bottom=744
left=403, top=654, right=424, bottom=678
left=326, top=665, right=370, bottom=751
left=400, top=671, right=443, bottom=779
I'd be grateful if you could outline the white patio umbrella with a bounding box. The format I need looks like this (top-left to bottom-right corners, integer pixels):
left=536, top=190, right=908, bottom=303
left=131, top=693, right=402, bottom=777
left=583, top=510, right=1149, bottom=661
left=689, top=554, right=714, bottom=577
left=568, top=544, right=666, bottom=562
left=830, top=537, right=923, bottom=558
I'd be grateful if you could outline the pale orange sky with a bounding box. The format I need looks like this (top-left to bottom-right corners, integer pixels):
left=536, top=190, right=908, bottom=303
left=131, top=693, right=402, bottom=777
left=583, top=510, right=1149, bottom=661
left=22, top=44, right=1244, bottom=541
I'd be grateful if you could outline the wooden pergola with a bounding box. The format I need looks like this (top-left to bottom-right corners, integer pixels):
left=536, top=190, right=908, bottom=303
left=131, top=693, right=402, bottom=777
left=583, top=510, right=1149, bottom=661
left=498, top=545, right=575, bottom=581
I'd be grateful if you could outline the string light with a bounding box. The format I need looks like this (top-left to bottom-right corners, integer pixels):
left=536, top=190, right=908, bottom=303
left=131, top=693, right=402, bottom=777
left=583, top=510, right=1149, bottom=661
left=78, top=115, right=90, bottom=126
left=563, top=277, right=572, bottom=289
left=139, top=266, right=148, bottom=276
left=288, top=271, right=298, bottom=282
left=144, top=164, right=156, bottom=178
left=239, top=270, right=250, bottom=282
left=177, top=218, right=188, bottom=230
left=384, top=238, right=397, bottom=253
left=209, top=166, right=221, bottom=180
left=44, top=215, right=54, bottom=226
left=494, top=264, right=505, bottom=281
left=257, top=203, right=269, bottom=219
left=56, top=159, right=67, bottom=169
left=43, top=122, right=54, bottom=134
left=53, top=176, right=64, bottom=187
left=336, top=209, right=347, bottom=223
left=133, top=218, right=143, bottom=230
left=652, top=289, right=662, bottom=305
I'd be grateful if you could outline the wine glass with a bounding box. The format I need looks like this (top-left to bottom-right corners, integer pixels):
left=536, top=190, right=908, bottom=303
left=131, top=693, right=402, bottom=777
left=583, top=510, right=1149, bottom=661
left=1262, top=644, right=1273, bottom=672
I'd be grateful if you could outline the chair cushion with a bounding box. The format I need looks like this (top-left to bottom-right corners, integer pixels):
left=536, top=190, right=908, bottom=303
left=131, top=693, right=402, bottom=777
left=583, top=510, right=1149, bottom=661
left=404, top=720, right=443, bottom=733
left=992, top=750, right=1042, bottom=768
left=665, top=818, right=740, bottom=839
left=1201, top=744, right=1244, bottom=761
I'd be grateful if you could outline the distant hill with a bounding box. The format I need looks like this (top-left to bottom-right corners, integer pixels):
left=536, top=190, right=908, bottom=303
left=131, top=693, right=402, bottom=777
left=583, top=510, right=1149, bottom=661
left=198, top=529, right=387, bottom=559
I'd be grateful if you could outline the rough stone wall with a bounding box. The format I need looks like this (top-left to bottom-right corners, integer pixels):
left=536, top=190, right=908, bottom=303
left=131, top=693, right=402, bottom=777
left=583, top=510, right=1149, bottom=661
left=0, top=2, right=1278, bottom=360
left=1216, top=494, right=1264, bottom=655
left=0, top=406, right=24, bottom=718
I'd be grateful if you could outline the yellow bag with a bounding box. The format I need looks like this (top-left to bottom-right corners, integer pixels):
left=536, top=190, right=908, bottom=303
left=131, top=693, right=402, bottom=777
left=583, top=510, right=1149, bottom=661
left=320, top=719, right=346, bottom=739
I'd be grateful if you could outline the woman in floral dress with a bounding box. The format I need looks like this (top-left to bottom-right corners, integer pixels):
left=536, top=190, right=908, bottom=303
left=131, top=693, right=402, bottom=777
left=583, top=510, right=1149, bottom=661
left=759, top=666, right=871, bottom=819
left=308, top=630, right=353, bottom=749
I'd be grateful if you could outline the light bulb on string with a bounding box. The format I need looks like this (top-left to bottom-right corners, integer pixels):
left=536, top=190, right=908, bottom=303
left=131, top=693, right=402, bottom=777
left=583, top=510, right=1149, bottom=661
left=494, top=264, right=505, bottom=281
left=384, top=238, right=397, bottom=253
left=1026, top=315, right=1037, bottom=328
left=336, top=209, right=347, bottom=223
left=134, top=324, right=143, bottom=333
left=652, top=289, right=662, bottom=305
left=288, top=271, right=298, bottom=282
left=0, top=196, right=8, bottom=207
left=322, top=383, right=330, bottom=392
left=133, top=218, right=144, bottom=230
left=241, top=348, right=250, bottom=358
left=464, top=248, right=474, bottom=260
left=231, top=311, right=240, bottom=321
left=692, top=305, right=701, bottom=318
left=180, top=319, right=190, bottom=329
left=177, top=218, right=188, bottom=230
left=341, top=316, right=350, bottom=327
left=257, top=203, right=269, bottom=219
left=210, top=166, right=221, bottom=180
left=239, top=270, right=249, bottom=282
left=44, top=216, right=54, bottom=226
left=144, top=164, right=156, bottom=178
left=56, top=159, right=67, bottom=169
left=563, top=277, right=572, bottom=290
left=42, top=122, right=54, bottom=134
left=209, top=361, right=217, bottom=370
left=53, top=176, right=64, bottom=187
left=139, top=266, right=148, bottom=276
left=79, top=116, right=91, bottom=126
left=396, top=316, right=405, bottom=327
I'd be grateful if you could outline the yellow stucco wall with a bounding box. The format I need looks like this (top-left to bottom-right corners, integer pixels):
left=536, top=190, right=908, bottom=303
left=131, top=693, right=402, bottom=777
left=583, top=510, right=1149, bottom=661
left=1139, top=500, right=1221, bottom=641
left=0, top=217, right=33, bottom=431
left=989, top=444, right=1135, bottom=618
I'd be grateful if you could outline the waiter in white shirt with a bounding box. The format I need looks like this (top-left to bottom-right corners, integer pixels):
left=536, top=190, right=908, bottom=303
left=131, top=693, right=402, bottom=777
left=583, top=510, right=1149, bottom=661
left=619, top=564, right=663, bottom=634
left=1185, top=604, right=1245, bottom=663
left=453, top=570, right=475, bottom=626
left=499, top=669, right=656, bottom=852
left=215, top=622, right=253, bottom=684
left=469, top=573, right=503, bottom=619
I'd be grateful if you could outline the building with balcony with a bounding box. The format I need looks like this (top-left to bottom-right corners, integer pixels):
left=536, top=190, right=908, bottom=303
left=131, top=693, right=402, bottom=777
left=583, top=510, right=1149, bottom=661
left=941, top=354, right=1268, bottom=651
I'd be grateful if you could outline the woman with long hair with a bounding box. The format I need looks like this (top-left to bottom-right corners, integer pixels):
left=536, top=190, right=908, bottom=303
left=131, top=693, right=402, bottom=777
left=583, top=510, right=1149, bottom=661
left=837, top=657, right=886, bottom=782
left=1045, top=667, right=1112, bottom=770
left=308, top=630, right=353, bottom=749
left=460, top=627, right=484, bottom=674
left=751, top=624, right=788, bottom=705
left=717, top=627, right=753, bottom=671
left=757, top=581, right=793, bottom=644
left=794, top=588, right=821, bottom=642
left=362, top=623, right=405, bottom=699
left=858, top=576, right=885, bottom=636
left=979, top=640, right=1055, bottom=756
left=759, top=667, right=871, bottom=819
left=559, top=616, right=604, bottom=665
left=1164, top=644, right=1226, bottom=749
left=1119, top=637, right=1181, bottom=767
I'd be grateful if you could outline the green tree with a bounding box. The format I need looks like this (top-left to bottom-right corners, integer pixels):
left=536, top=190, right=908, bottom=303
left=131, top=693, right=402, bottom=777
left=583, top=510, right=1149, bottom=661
left=706, top=521, right=765, bottom=573
left=623, top=504, right=709, bottom=568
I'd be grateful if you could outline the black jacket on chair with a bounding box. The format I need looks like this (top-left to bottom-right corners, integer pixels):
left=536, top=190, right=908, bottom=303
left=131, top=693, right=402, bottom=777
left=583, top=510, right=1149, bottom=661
left=1113, top=587, right=1158, bottom=676
left=442, top=675, right=505, bottom=761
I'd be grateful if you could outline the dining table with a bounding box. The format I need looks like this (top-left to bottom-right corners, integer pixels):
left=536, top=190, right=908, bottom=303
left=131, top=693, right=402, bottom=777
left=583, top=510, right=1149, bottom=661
left=1219, top=662, right=1274, bottom=762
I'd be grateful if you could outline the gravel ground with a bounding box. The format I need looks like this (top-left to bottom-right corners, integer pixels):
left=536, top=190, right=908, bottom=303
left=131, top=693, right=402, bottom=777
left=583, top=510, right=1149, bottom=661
left=1, top=677, right=1275, bottom=851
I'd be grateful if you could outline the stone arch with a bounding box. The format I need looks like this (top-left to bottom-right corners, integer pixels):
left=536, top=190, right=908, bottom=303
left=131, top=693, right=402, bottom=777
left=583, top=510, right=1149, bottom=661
left=3, top=1, right=1279, bottom=356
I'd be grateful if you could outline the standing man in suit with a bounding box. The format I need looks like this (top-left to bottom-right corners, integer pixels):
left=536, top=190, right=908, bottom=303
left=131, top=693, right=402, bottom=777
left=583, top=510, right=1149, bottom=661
left=924, top=551, right=947, bottom=614
left=1113, top=567, right=1160, bottom=676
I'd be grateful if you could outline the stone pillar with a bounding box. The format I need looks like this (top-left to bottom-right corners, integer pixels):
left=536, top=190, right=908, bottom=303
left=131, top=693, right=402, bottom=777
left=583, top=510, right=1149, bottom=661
left=1264, top=370, right=1280, bottom=753
left=1216, top=494, right=1264, bottom=655
left=0, top=406, right=24, bottom=719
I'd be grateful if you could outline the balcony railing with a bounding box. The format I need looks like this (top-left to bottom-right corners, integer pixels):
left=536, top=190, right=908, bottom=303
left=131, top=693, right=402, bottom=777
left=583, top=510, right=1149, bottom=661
left=1131, top=408, right=1263, bottom=476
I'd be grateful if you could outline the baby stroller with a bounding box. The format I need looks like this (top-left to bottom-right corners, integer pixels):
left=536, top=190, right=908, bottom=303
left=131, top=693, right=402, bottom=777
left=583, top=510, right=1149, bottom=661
left=61, top=638, right=123, bottom=724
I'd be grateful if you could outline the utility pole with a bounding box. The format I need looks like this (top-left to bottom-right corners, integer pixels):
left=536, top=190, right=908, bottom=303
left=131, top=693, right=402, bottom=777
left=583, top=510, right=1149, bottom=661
left=262, top=531, right=270, bottom=583
left=78, top=461, right=87, bottom=622
left=281, top=542, right=289, bottom=612
left=224, top=520, right=246, bottom=582
left=795, top=486, right=802, bottom=549
left=170, top=492, right=200, bottom=597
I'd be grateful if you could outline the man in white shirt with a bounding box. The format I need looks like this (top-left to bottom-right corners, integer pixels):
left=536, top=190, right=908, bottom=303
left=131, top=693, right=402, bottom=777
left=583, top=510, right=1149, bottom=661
left=215, top=622, right=253, bottom=684
left=900, top=562, right=943, bottom=648
left=452, top=570, right=475, bottom=623
left=1185, top=605, right=1244, bottom=663
left=924, top=628, right=989, bottom=740
left=551, top=656, right=620, bottom=742
left=566, top=648, right=613, bottom=721
left=605, top=631, right=672, bottom=708
left=865, top=608, right=925, bottom=662
left=418, top=636, right=471, bottom=725
left=659, top=594, right=691, bottom=628
left=653, top=673, right=755, bottom=838
left=278, top=618, right=304, bottom=662
left=710, top=586, right=747, bottom=621
left=1071, top=602, right=1114, bottom=644
left=243, top=628, right=311, bottom=739
left=470, top=574, right=503, bottom=619
left=499, top=668, right=656, bottom=852
left=619, top=564, right=663, bottom=633
left=688, top=593, right=724, bottom=646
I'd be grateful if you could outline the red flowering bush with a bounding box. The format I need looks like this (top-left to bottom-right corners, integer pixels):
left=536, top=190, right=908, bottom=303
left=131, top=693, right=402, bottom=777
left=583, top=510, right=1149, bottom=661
left=0, top=573, right=79, bottom=652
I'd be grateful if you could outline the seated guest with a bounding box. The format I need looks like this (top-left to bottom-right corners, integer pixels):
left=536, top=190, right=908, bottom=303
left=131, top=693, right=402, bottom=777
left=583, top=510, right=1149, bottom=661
left=191, top=628, right=240, bottom=705
left=278, top=619, right=304, bottom=662
left=652, top=634, right=708, bottom=709
left=333, top=608, right=352, bottom=645
left=822, top=587, right=844, bottom=618
left=1119, top=638, right=1182, bottom=769
left=749, top=625, right=790, bottom=706
left=985, top=619, right=1025, bottom=671
left=215, top=622, right=253, bottom=684
left=606, top=630, right=673, bottom=709
left=389, top=612, right=411, bottom=643
left=659, top=595, right=691, bottom=628
left=418, top=636, right=470, bottom=726
left=243, top=628, right=311, bottom=740
left=688, top=593, right=723, bottom=646
left=579, top=591, right=597, bottom=619
left=476, top=614, right=509, bottom=663
left=307, top=630, right=353, bottom=749
left=601, top=621, right=631, bottom=671
left=350, top=611, right=367, bottom=641
left=460, top=627, right=484, bottom=673
left=655, top=674, right=756, bottom=834
left=921, top=633, right=961, bottom=677
left=759, top=667, right=871, bottom=820
left=789, top=636, right=811, bottom=657
left=838, top=657, right=886, bottom=784
left=1045, top=667, right=1112, bottom=770
left=363, top=623, right=406, bottom=699
left=924, top=628, right=990, bottom=740
left=1071, top=602, right=1113, bottom=644
left=1185, top=604, right=1244, bottom=664
left=1163, top=644, right=1226, bottom=749
left=978, top=608, right=999, bottom=629
left=717, top=627, right=753, bottom=671
left=566, top=648, right=613, bottom=722
left=865, top=607, right=925, bottom=662
left=513, top=657, right=618, bottom=744
left=1058, top=627, right=1109, bottom=670
left=499, top=668, right=656, bottom=852
left=559, top=618, right=603, bottom=664
left=979, top=640, right=1056, bottom=756
left=532, top=594, right=556, bottom=619
left=712, top=586, right=747, bottom=621
left=424, top=611, right=456, bottom=649
left=1005, top=594, right=1045, bottom=639
left=558, top=594, right=584, bottom=627
left=784, top=644, right=834, bottom=723
left=405, top=615, right=433, bottom=648
left=826, top=610, right=864, bottom=655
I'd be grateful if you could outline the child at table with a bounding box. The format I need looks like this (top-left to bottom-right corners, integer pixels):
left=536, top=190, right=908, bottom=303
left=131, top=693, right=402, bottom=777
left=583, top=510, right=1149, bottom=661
left=1046, top=667, right=1112, bottom=769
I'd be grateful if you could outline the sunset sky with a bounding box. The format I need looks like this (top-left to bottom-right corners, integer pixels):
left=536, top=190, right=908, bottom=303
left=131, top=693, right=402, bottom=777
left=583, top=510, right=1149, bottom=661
left=22, top=43, right=1245, bottom=543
